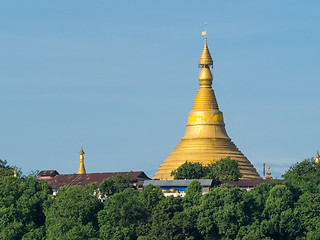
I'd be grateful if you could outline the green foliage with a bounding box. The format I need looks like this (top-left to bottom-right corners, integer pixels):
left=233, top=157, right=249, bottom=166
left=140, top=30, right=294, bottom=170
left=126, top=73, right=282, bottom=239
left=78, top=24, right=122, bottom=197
left=263, top=185, right=293, bottom=217
left=99, top=174, right=131, bottom=197
left=45, top=184, right=103, bottom=240
left=306, top=230, right=320, bottom=240
left=98, top=188, right=147, bottom=240
left=22, top=226, right=45, bottom=240
left=138, top=197, right=199, bottom=240
left=260, top=185, right=299, bottom=239
left=283, top=158, right=320, bottom=193
left=195, top=184, right=257, bottom=240
left=205, top=156, right=243, bottom=181
left=2, top=158, right=320, bottom=239
left=236, top=223, right=267, bottom=240
left=139, top=184, right=164, bottom=211
left=0, top=159, right=17, bottom=179
left=183, top=180, right=202, bottom=207
left=0, top=176, right=52, bottom=240
left=252, top=180, right=281, bottom=209
left=294, top=192, right=320, bottom=233
left=171, top=161, right=205, bottom=180
left=170, top=157, right=242, bottom=183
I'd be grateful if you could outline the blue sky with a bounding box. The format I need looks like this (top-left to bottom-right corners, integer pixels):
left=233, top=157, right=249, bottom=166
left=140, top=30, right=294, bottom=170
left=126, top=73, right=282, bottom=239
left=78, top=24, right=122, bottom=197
left=1, top=1, right=319, bottom=178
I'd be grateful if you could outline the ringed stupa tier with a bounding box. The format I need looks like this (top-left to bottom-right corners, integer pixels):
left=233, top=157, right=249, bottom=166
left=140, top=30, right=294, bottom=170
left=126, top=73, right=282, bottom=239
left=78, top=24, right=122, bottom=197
left=153, top=37, right=260, bottom=180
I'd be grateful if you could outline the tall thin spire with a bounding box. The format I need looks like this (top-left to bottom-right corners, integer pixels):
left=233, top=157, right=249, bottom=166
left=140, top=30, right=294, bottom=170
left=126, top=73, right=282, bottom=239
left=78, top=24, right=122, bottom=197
left=77, top=144, right=86, bottom=174
left=199, top=23, right=213, bottom=67
left=13, top=165, right=17, bottom=178
left=316, top=145, right=319, bottom=164
left=198, top=40, right=213, bottom=67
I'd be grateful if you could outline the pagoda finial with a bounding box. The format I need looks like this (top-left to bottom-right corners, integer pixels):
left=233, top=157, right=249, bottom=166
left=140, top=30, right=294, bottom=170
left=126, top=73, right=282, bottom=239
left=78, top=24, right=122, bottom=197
left=265, top=166, right=272, bottom=179
left=202, top=22, right=207, bottom=37
left=316, top=145, right=319, bottom=164
left=79, top=144, right=84, bottom=155
left=13, top=165, right=17, bottom=178
left=77, top=144, right=86, bottom=174
left=199, top=23, right=213, bottom=68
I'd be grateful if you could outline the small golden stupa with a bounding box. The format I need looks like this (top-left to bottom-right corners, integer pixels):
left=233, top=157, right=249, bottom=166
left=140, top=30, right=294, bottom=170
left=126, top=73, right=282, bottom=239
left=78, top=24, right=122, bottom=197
left=316, top=146, right=320, bottom=164
left=13, top=165, right=17, bottom=178
left=77, top=145, right=86, bottom=174
left=153, top=30, right=260, bottom=180
left=265, top=166, right=272, bottom=180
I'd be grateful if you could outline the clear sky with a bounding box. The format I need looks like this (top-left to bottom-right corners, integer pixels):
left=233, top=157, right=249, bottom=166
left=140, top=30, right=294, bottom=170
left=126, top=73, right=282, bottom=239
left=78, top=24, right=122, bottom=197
left=1, top=1, right=319, bottom=178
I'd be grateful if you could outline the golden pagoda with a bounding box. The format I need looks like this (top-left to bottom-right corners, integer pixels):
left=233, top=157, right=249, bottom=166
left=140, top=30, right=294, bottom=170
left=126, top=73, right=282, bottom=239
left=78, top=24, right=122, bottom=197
left=316, top=146, right=320, bottom=164
left=153, top=34, right=260, bottom=180
left=77, top=145, right=86, bottom=174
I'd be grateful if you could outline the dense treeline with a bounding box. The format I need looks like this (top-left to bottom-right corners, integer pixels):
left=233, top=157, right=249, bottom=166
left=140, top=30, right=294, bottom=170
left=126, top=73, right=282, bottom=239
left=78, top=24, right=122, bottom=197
left=1, top=158, right=320, bottom=239
left=171, top=157, right=242, bottom=183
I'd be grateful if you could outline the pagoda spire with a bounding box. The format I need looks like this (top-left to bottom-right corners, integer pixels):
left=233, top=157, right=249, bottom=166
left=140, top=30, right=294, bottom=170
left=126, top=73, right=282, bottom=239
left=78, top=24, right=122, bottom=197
left=77, top=144, right=86, bottom=174
left=199, top=23, right=213, bottom=67
left=198, top=39, right=213, bottom=67
left=265, top=166, right=272, bottom=179
left=193, top=36, right=219, bottom=111
left=316, top=145, right=319, bottom=164
left=153, top=30, right=260, bottom=180
left=13, top=165, right=17, bottom=178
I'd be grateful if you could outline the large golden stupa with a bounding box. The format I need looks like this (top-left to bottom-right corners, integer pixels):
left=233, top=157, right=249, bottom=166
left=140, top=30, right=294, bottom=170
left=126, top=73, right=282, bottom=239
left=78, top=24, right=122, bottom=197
left=153, top=36, right=260, bottom=180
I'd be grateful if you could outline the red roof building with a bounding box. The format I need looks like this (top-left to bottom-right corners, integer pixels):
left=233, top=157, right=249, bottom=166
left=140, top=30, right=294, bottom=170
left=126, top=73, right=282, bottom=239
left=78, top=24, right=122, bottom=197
left=37, top=170, right=150, bottom=190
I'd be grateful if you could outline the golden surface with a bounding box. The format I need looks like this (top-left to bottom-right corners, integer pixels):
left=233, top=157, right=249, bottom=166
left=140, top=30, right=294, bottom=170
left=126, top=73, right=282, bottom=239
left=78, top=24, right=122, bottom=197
left=265, top=166, right=272, bottom=179
left=316, top=148, right=319, bottom=164
left=153, top=38, right=260, bottom=180
left=14, top=165, right=17, bottom=178
left=77, top=145, right=86, bottom=174
left=198, top=37, right=213, bottom=67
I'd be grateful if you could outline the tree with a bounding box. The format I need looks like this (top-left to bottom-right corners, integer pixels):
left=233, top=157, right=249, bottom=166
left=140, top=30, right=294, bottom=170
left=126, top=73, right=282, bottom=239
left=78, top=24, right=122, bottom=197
left=139, top=184, right=164, bottom=211
left=138, top=197, right=199, bottom=240
left=99, top=174, right=131, bottom=198
left=170, top=157, right=242, bottom=183
left=171, top=161, right=205, bottom=180
left=98, top=188, right=148, bottom=240
left=45, top=183, right=103, bottom=240
left=183, top=180, right=202, bottom=207
left=252, top=180, right=281, bottom=214
left=260, top=185, right=299, bottom=239
left=283, top=158, right=320, bottom=194
left=294, top=192, right=320, bottom=234
left=136, top=184, right=164, bottom=237
left=205, top=156, right=242, bottom=181
left=0, top=175, right=52, bottom=240
left=196, top=184, right=257, bottom=239
left=0, top=159, right=20, bottom=179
